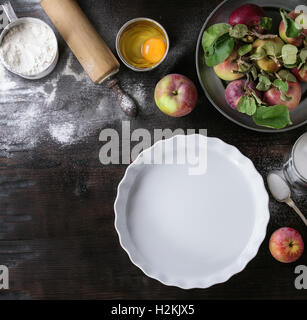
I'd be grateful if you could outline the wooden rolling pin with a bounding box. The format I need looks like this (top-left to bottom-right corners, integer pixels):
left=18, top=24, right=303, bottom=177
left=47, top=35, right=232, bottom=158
left=41, top=0, right=137, bottom=117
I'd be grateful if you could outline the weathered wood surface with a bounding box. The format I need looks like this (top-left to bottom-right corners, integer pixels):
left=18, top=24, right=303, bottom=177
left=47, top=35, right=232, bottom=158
left=0, top=0, right=306, bottom=299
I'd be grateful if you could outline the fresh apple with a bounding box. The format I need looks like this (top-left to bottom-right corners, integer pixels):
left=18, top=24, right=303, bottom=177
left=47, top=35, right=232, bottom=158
left=213, top=50, right=244, bottom=81
left=279, top=11, right=304, bottom=47
left=269, top=227, right=304, bottom=263
left=263, top=81, right=302, bottom=111
left=253, top=37, right=284, bottom=72
left=154, top=74, right=198, bottom=117
left=225, top=80, right=262, bottom=110
left=295, top=12, right=307, bottom=35
left=228, top=4, right=266, bottom=32
left=291, top=67, right=307, bottom=82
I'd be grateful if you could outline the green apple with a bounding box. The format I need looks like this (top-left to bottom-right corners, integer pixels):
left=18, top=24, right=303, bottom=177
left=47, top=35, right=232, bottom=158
left=154, top=74, right=198, bottom=117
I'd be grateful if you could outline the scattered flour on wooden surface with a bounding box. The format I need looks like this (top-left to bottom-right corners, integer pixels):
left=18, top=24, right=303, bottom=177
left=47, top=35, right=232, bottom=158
left=0, top=52, right=149, bottom=155
left=0, top=65, right=16, bottom=91
left=62, top=53, right=87, bottom=82
left=49, top=122, right=75, bottom=144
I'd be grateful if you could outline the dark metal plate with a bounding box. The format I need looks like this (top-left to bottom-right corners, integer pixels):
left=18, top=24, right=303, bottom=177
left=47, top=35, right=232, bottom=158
left=196, top=0, right=307, bottom=132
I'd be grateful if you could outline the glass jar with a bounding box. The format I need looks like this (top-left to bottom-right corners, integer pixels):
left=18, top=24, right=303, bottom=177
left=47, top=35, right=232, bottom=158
left=283, top=132, right=307, bottom=195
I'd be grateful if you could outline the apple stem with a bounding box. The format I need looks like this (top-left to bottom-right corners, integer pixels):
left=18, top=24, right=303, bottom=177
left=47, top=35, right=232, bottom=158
left=244, top=74, right=250, bottom=90
left=238, top=58, right=252, bottom=68
left=273, top=57, right=281, bottom=67
left=249, top=30, right=277, bottom=40
left=172, top=90, right=178, bottom=96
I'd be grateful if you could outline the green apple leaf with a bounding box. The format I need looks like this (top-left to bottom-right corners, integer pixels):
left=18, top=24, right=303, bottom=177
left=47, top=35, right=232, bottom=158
left=263, top=41, right=280, bottom=57
left=284, top=63, right=298, bottom=69
left=202, top=23, right=232, bottom=52
left=278, top=70, right=297, bottom=82
left=282, top=44, right=298, bottom=65
left=259, top=17, right=273, bottom=31
left=273, top=79, right=289, bottom=94
left=250, top=47, right=266, bottom=60
left=280, top=9, right=303, bottom=39
left=204, top=33, right=234, bottom=67
left=238, top=63, right=251, bottom=73
left=256, top=75, right=272, bottom=91
left=253, top=105, right=292, bottom=129
left=238, top=44, right=253, bottom=56
left=250, top=66, right=258, bottom=81
left=237, top=96, right=257, bottom=116
left=229, top=24, right=248, bottom=39
left=299, top=48, right=307, bottom=63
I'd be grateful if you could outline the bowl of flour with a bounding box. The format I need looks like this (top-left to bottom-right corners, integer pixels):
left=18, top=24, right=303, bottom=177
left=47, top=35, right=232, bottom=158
left=0, top=17, right=58, bottom=80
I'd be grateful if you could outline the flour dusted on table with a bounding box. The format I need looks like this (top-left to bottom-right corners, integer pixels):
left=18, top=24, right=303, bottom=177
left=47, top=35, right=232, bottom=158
left=0, top=21, right=57, bottom=76
left=0, top=52, right=149, bottom=155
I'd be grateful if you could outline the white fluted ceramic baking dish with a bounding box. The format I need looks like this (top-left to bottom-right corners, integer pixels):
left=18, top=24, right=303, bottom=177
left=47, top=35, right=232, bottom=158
left=114, top=135, right=270, bottom=289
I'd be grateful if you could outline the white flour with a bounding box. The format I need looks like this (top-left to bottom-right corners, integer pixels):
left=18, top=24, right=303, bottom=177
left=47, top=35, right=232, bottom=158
left=0, top=21, right=57, bottom=76
left=0, top=52, right=148, bottom=155
left=49, top=122, right=75, bottom=144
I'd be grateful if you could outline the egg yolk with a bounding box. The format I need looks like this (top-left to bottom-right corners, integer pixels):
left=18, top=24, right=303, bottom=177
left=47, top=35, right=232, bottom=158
left=141, top=37, right=166, bottom=64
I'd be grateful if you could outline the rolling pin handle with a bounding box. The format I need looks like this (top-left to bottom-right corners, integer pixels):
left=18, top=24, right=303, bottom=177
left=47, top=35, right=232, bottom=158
left=107, top=77, right=138, bottom=118
left=107, top=78, right=119, bottom=89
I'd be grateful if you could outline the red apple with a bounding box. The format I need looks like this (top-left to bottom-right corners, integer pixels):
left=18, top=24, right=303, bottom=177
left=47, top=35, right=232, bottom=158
left=292, top=67, right=307, bottom=82
left=154, top=74, right=198, bottom=117
left=213, top=50, right=244, bottom=81
left=263, top=81, right=302, bottom=111
left=279, top=11, right=304, bottom=47
left=225, top=80, right=262, bottom=110
left=269, top=227, right=304, bottom=263
left=228, top=4, right=266, bottom=32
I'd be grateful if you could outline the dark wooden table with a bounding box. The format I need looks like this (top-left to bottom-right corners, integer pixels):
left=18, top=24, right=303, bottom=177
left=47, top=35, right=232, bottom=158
left=0, top=0, right=306, bottom=300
